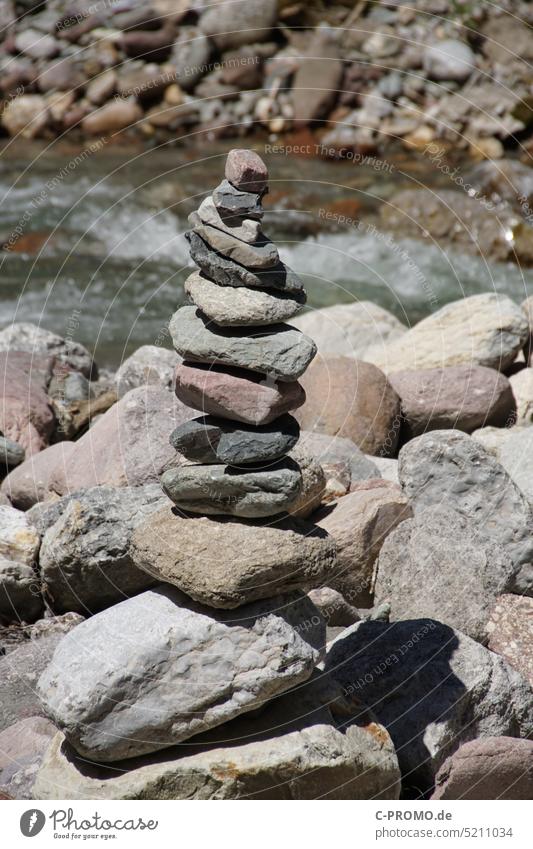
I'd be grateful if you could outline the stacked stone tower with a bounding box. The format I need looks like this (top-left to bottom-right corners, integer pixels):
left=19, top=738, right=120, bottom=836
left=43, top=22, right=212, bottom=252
left=162, top=149, right=317, bottom=518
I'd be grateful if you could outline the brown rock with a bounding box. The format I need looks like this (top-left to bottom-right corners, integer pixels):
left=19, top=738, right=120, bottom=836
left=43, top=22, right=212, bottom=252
left=1, top=94, right=49, bottom=139
left=433, top=737, right=533, bottom=800
left=296, top=356, right=401, bottom=456
left=291, top=40, right=344, bottom=125
left=119, top=23, right=176, bottom=62
left=314, top=485, right=411, bottom=606
left=175, top=362, right=305, bottom=425
left=82, top=98, right=143, bottom=135
left=487, top=594, right=533, bottom=688
left=86, top=70, right=117, bottom=105
left=225, top=148, right=268, bottom=193
left=0, top=351, right=55, bottom=455
left=1, top=441, right=76, bottom=510
left=389, top=365, right=516, bottom=438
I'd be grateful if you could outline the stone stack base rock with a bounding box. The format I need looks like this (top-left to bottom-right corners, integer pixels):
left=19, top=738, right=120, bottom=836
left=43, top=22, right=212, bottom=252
left=33, top=150, right=400, bottom=800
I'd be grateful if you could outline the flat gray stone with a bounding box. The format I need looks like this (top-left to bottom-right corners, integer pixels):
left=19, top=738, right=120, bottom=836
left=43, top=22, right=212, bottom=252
left=170, top=306, right=316, bottom=382
left=212, top=179, right=264, bottom=220
left=186, top=231, right=303, bottom=293
left=37, top=587, right=325, bottom=762
left=161, top=459, right=302, bottom=518
left=398, top=430, right=533, bottom=596
left=189, top=215, right=279, bottom=269
left=185, top=271, right=305, bottom=326
left=131, top=507, right=336, bottom=608
left=197, top=195, right=260, bottom=243
left=170, top=414, right=300, bottom=465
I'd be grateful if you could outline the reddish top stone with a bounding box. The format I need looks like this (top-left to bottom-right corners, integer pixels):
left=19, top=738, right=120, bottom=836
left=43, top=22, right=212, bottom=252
left=225, top=149, right=268, bottom=193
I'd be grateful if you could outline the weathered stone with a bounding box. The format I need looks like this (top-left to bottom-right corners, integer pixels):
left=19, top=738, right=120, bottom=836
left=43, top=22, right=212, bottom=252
left=34, top=678, right=400, bottom=800
left=82, top=98, right=143, bottom=135
left=197, top=195, right=260, bottom=242
left=286, top=450, right=326, bottom=519
left=0, top=351, right=55, bottom=456
left=131, top=507, right=336, bottom=608
left=369, top=455, right=398, bottom=484
left=366, top=294, right=529, bottom=374
left=0, top=322, right=94, bottom=377
left=212, top=179, right=264, bottom=220
left=497, top=427, right=533, bottom=501
left=315, top=486, right=411, bottom=607
left=161, top=459, right=302, bottom=518
left=115, top=345, right=179, bottom=397
left=189, top=216, right=279, bottom=268
left=185, top=271, right=305, bottom=326
left=510, top=367, right=533, bottom=422
left=1, top=94, right=49, bottom=139
left=170, top=414, right=299, bottom=465
left=424, top=39, right=475, bottom=82
left=37, top=587, right=325, bottom=762
left=297, top=431, right=381, bottom=497
left=487, top=594, right=533, bottom=688
left=1, top=441, right=76, bottom=510
left=326, top=619, right=533, bottom=791
left=308, top=587, right=361, bottom=628
left=170, top=26, right=212, bottom=90
left=0, top=504, right=40, bottom=567
left=0, top=716, right=56, bottom=800
left=291, top=42, right=344, bottom=125
left=433, top=737, right=533, bottom=800
left=225, top=148, right=268, bottom=192
left=0, top=558, right=42, bottom=624
left=389, top=365, right=515, bottom=437
left=0, top=436, right=24, bottom=468
left=199, top=0, right=278, bottom=50
left=86, top=69, right=117, bottom=105
left=291, top=302, right=406, bottom=359
left=187, top=231, right=303, bottom=293
left=174, top=362, right=305, bottom=425
left=398, top=430, right=533, bottom=595
left=39, top=485, right=167, bottom=615
left=170, top=306, right=316, bottom=381
left=373, top=507, right=513, bottom=644
left=296, top=356, right=401, bottom=456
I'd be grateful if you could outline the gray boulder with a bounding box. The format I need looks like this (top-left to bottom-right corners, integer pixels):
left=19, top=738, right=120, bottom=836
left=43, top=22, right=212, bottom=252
left=115, top=345, right=179, bottom=398
left=325, top=619, right=533, bottom=791
left=398, top=430, right=533, bottom=595
left=37, top=587, right=325, bottom=762
left=373, top=507, right=514, bottom=644
left=0, top=322, right=94, bottom=378
left=38, top=485, right=167, bottom=615
left=433, top=737, right=533, bottom=800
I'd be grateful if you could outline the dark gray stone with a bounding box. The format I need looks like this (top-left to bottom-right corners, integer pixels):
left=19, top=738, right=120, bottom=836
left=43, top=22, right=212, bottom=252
left=212, top=179, right=264, bottom=220
left=0, top=436, right=25, bottom=468
left=170, top=414, right=300, bottom=465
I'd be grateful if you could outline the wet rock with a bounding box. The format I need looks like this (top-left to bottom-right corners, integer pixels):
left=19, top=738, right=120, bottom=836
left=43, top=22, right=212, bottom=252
left=115, top=345, right=179, bottom=397
left=82, top=98, right=143, bottom=135
left=0, top=322, right=94, bottom=377
left=199, top=0, right=278, bottom=50
left=398, top=430, right=533, bottom=595
left=296, top=356, right=401, bottom=456
left=37, top=587, right=324, bottom=762
left=373, top=507, right=513, bottom=644
left=174, top=362, right=305, bottom=425
left=424, top=39, right=475, bottom=82
left=325, top=618, right=533, bottom=791
left=131, top=506, right=336, bottom=609
left=0, top=715, right=56, bottom=800
left=487, top=594, right=533, bottom=688
left=291, top=302, right=406, bottom=359
left=1, top=441, right=76, bottom=510
left=433, top=737, right=533, bottom=800
left=185, top=271, right=305, bottom=326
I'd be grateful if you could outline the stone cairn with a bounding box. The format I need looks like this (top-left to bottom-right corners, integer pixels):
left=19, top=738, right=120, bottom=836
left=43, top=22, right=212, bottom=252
left=34, top=152, right=399, bottom=802
left=161, top=148, right=317, bottom=519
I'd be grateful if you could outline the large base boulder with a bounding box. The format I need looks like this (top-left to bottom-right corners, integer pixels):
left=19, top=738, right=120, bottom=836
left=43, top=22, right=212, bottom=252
left=432, top=738, right=533, bottom=800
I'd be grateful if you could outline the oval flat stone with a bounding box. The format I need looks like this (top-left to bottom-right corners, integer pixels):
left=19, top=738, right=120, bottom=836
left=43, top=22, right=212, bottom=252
left=184, top=272, right=305, bottom=326
left=189, top=215, right=279, bottom=269
left=197, top=195, right=260, bottom=243
left=160, top=459, right=302, bottom=518
left=170, top=306, right=317, bottom=382
left=174, top=362, right=306, bottom=425
left=212, top=179, right=264, bottom=220
left=170, top=414, right=300, bottom=465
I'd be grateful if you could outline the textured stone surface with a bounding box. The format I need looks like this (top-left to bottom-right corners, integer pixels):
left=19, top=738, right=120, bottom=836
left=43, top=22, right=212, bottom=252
left=298, top=430, right=381, bottom=495
left=225, top=148, right=269, bottom=192
left=161, top=459, right=302, bottom=518
left=170, top=306, right=316, bottom=381
left=373, top=507, right=513, bottom=644
left=424, top=39, right=475, bottom=82
left=0, top=322, right=94, bottom=377
left=197, top=196, right=260, bottom=242
left=189, top=216, right=279, bottom=269
left=187, top=231, right=303, bottom=293
left=432, top=737, right=533, bottom=800
left=185, top=271, right=305, bottom=326
left=34, top=679, right=400, bottom=800
left=0, top=716, right=56, bottom=800
left=0, top=558, right=42, bottom=623
left=1, top=441, right=76, bottom=510
left=497, top=427, right=533, bottom=501
left=0, top=504, right=40, bottom=566
left=174, top=362, right=305, bottom=425
left=291, top=42, right=344, bottom=125
left=308, top=587, right=361, bottom=628
left=200, top=0, right=278, bottom=51
left=212, top=179, right=264, bottom=220
left=0, top=436, right=25, bottom=468
left=170, top=414, right=299, bottom=465
left=37, top=587, right=325, bottom=762
left=38, top=485, right=167, bottom=615
left=398, top=430, right=533, bottom=595
left=315, top=486, right=411, bottom=606
left=286, top=450, right=326, bottom=519
left=326, top=619, right=533, bottom=790
left=291, top=302, right=406, bottom=359
left=510, top=367, right=533, bottom=423
left=296, top=356, right=401, bottom=456
left=366, top=294, right=528, bottom=373
left=0, top=351, right=56, bottom=455
left=115, top=345, right=179, bottom=397
left=389, top=365, right=515, bottom=437
left=131, top=507, right=336, bottom=608
left=487, top=594, right=533, bottom=688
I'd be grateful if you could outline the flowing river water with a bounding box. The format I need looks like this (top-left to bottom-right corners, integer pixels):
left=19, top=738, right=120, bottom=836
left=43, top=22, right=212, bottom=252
left=1, top=138, right=532, bottom=368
